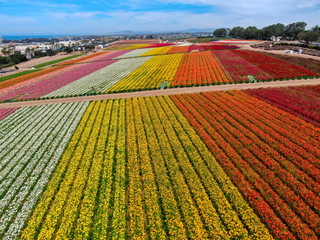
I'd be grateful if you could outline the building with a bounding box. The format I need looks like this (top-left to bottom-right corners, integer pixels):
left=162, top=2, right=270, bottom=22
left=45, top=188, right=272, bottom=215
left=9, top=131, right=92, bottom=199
left=0, top=36, right=2, bottom=43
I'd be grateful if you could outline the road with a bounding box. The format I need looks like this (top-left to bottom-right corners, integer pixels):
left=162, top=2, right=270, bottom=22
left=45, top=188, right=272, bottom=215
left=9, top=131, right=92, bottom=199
left=0, top=78, right=319, bottom=109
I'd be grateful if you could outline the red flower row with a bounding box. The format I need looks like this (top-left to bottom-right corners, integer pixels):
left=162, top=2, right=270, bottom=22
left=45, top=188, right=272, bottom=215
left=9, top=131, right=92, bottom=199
left=212, top=50, right=272, bottom=81
left=245, top=86, right=320, bottom=128
left=171, top=91, right=320, bottom=239
left=232, top=50, right=317, bottom=79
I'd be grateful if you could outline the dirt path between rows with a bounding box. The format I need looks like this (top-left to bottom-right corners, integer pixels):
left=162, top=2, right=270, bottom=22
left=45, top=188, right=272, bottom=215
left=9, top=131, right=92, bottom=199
left=239, top=43, right=320, bottom=61
left=0, top=78, right=319, bottom=109
left=1, top=52, right=88, bottom=77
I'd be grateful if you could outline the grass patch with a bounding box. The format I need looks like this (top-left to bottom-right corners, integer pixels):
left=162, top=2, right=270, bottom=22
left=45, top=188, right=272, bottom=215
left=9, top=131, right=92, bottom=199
left=33, top=54, right=84, bottom=68
left=0, top=69, right=40, bottom=83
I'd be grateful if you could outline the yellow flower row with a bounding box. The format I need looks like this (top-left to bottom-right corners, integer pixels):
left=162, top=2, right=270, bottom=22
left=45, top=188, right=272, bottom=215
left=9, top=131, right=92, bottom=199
left=111, top=99, right=127, bottom=239
left=126, top=98, right=146, bottom=238
left=165, top=95, right=273, bottom=239
left=20, top=102, right=97, bottom=240
left=38, top=101, right=103, bottom=240
left=131, top=98, right=167, bottom=239
left=150, top=96, right=232, bottom=239
left=92, top=100, right=121, bottom=239
left=73, top=101, right=113, bottom=239
left=141, top=46, right=173, bottom=56
left=107, top=53, right=183, bottom=93
left=144, top=96, right=209, bottom=239
left=159, top=95, right=248, bottom=238
left=138, top=97, right=187, bottom=239
left=123, top=44, right=152, bottom=50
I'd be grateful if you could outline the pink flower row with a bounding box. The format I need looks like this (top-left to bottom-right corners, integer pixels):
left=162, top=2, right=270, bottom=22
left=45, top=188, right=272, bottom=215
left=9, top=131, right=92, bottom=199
left=0, top=108, right=18, bottom=121
left=0, top=51, right=128, bottom=100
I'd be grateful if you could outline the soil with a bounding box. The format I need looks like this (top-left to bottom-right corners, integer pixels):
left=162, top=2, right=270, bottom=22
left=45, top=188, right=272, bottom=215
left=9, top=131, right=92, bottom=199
left=238, top=43, right=320, bottom=61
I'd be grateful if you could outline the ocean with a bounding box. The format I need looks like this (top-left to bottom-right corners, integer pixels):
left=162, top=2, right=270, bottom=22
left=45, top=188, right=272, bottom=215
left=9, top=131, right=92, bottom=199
left=2, top=35, right=65, bottom=40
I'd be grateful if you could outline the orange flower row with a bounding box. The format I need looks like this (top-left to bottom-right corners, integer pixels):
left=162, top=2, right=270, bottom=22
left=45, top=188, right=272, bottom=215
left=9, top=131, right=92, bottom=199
left=171, top=51, right=229, bottom=87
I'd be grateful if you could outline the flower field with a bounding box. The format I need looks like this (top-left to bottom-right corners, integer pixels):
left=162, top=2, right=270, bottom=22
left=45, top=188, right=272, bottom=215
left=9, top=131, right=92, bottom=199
left=45, top=56, right=151, bottom=97
left=261, top=52, right=320, bottom=74
left=0, top=102, right=88, bottom=239
left=171, top=51, right=229, bottom=86
left=141, top=46, right=174, bottom=56
left=113, top=48, right=152, bottom=59
left=0, top=51, right=124, bottom=100
left=212, top=50, right=272, bottom=81
left=245, top=85, right=320, bottom=127
left=171, top=90, right=320, bottom=239
left=1, top=84, right=320, bottom=239
left=0, top=107, right=18, bottom=121
left=107, top=54, right=184, bottom=92
left=1, top=47, right=319, bottom=100
left=14, top=97, right=271, bottom=240
left=232, top=50, right=318, bottom=79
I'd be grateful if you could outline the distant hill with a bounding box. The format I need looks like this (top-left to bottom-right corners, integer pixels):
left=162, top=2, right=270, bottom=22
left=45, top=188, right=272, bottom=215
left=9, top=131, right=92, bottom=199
left=179, top=28, right=214, bottom=33
left=110, top=28, right=213, bottom=35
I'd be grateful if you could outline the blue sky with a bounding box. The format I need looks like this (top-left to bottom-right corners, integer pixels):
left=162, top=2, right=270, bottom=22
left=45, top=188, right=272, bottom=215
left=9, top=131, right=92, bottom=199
left=0, top=0, right=319, bottom=35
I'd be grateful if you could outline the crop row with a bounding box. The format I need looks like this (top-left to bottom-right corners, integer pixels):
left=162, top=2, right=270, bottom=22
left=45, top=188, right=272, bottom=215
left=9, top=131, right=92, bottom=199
left=141, top=46, right=174, bottom=56
left=113, top=44, right=239, bottom=58
left=0, top=102, right=88, bottom=239
left=0, top=52, right=108, bottom=91
left=113, top=48, right=152, bottom=59
left=171, top=91, right=320, bottom=239
left=212, top=50, right=272, bottom=81
left=107, top=54, right=184, bottom=92
left=245, top=86, right=320, bottom=127
left=0, top=108, right=18, bottom=121
left=45, top=57, right=151, bottom=97
left=260, top=52, right=320, bottom=74
left=2, top=49, right=319, bottom=100
left=0, top=60, right=117, bottom=101
left=0, top=51, right=117, bottom=99
left=171, top=51, right=229, bottom=86
left=16, top=96, right=273, bottom=239
left=233, top=50, right=318, bottom=79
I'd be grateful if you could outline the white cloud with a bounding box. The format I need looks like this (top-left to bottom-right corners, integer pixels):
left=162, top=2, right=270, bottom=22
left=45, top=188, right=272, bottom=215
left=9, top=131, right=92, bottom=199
left=18, top=1, right=80, bottom=9
left=49, top=11, right=104, bottom=19
left=0, top=14, right=35, bottom=24
left=159, top=0, right=320, bottom=15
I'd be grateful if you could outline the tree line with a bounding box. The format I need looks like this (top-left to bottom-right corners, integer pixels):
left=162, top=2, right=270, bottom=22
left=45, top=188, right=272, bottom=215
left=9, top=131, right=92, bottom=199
left=214, top=22, right=319, bottom=44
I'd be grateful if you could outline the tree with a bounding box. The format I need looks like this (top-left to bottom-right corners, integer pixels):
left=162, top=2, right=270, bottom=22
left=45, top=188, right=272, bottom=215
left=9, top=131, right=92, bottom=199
left=298, top=31, right=319, bottom=45
left=261, top=26, right=273, bottom=40
left=285, top=22, right=307, bottom=40
left=213, top=28, right=227, bottom=37
left=312, top=25, right=320, bottom=34
left=64, top=46, right=73, bottom=53
left=1, top=47, right=11, bottom=56
left=244, top=26, right=259, bottom=39
left=230, top=26, right=245, bottom=38
left=260, top=23, right=285, bottom=40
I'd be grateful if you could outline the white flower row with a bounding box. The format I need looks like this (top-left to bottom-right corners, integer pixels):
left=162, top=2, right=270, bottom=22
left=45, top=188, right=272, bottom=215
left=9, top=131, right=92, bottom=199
left=44, top=56, right=151, bottom=97
left=0, top=103, right=71, bottom=202
left=0, top=107, right=35, bottom=137
left=0, top=106, right=45, bottom=143
left=0, top=102, right=89, bottom=239
left=0, top=105, right=56, bottom=172
left=113, top=48, right=153, bottom=59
